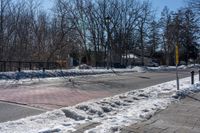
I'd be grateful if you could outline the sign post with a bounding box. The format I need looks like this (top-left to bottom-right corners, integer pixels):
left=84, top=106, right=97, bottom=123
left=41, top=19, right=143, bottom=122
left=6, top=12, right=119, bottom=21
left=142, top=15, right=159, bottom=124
left=176, top=44, right=179, bottom=90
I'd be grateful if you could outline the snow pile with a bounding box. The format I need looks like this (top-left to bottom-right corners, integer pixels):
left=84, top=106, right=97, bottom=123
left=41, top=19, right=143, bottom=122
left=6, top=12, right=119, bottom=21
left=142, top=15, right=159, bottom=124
left=132, top=66, right=147, bottom=73
left=75, top=64, right=92, bottom=69
left=0, top=65, right=191, bottom=80
left=178, top=65, right=187, bottom=69
left=0, top=76, right=199, bottom=133
left=147, top=66, right=176, bottom=71
left=188, top=64, right=200, bottom=69
left=0, top=69, right=136, bottom=80
left=178, top=64, right=200, bottom=69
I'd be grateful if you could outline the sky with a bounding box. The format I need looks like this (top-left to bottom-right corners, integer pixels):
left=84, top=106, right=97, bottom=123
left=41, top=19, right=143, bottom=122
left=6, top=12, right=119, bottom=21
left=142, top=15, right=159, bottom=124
left=151, top=0, right=185, bottom=14
left=42, top=0, right=186, bottom=15
left=42, top=0, right=54, bottom=11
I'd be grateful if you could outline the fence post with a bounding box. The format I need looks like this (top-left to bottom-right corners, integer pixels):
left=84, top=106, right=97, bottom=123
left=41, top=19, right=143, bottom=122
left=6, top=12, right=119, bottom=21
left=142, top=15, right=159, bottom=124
left=43, top=62, right=46, bottom=72
left=18, top=61, right=21, bottom=72
left=9, top=61, right=11, bottom=71
left=3, top=61, right=6, bottom=72
left=29, top=62, right=32, bottom=70
left=199, top=70, right=200, bottom=81
left=191, top=71, right=194, bottom=84
left=47, top=62, right=49, bottom=69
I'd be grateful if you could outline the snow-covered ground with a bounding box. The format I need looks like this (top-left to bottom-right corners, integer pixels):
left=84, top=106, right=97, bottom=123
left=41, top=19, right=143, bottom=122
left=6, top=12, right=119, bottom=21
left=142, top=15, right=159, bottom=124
left=0, top=68, right=133, bottom=80
left=0, top=74, right=199, bottom=133
left=0, top=65, right=194, bottom=80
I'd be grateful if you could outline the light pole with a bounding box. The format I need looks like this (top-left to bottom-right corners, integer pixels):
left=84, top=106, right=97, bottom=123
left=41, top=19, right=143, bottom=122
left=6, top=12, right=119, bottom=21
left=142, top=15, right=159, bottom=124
left=105, top=16, right=111, bottom=70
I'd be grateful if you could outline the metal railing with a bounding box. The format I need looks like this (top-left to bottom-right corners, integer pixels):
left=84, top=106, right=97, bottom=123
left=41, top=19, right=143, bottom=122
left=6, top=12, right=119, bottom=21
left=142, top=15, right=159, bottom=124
left=0, top=61, right=63, bottom=72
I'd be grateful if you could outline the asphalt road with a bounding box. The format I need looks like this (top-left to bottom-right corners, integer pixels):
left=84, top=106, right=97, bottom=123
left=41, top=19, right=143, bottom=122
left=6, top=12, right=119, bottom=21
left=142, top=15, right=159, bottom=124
left=0, top=68, right=197, bottom=123
left=71, top=69, right=194, bottom=94
left=0, top=101, right=44, bottom=123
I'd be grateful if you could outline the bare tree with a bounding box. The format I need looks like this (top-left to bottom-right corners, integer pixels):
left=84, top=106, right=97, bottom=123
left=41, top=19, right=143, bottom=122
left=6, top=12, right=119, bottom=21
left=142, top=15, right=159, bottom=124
left=147, top=19, right=160, bottom=58
left=0, top=0, right=11, bottom=60
left=159, top=6, right=174, bottom=65
left=137, top=1, right=152, bottom=66
left=46, top=0, right=77, bottom=62
left=187, top=0, right=200, bottom=15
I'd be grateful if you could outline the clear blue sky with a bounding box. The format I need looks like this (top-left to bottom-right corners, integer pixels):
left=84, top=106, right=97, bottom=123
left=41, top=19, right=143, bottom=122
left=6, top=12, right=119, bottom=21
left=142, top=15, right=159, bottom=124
left=42, top=0, right=185, bottom=14
left=151, top=0, right=185, bottom=14
left=42, top=0, right=54, bottom=11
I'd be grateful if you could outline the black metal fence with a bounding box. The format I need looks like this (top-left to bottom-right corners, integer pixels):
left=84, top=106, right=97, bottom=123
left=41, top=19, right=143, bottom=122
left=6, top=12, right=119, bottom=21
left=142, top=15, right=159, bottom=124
left=0, top=61, right=63, bottom=72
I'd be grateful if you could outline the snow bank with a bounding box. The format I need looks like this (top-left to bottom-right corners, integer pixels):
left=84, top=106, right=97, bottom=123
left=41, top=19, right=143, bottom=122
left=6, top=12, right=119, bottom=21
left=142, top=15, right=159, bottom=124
left=178, top=65, right=187, bottom=69
left=0, top=75, right=199, bottom=133
left=75, top=64, right=92, bottom=69
left=0, top=69, right=137, bottom=80
left=0, top=65, right=188, bottom=80
left=178, top=64, right=200, bottom=69
left=188, top=64, right=200, bottom=69
left=132, top=66, right=147, bottom=73
left=147, top=66, right=176, bottom=71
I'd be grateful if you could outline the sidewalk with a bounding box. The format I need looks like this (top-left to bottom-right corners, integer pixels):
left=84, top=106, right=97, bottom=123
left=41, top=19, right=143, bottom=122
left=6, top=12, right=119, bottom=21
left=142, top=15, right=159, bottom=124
left=121, top=92, right=200, bottom=133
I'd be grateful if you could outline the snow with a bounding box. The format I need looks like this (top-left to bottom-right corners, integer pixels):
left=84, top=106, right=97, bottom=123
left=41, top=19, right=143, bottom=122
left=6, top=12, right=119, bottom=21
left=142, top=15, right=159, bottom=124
left=132, top=66, right=147, bottom=72
left=178, top=64, right=200, bottom=69
left=0, top=74, right=199, bottom=133
left=0, top=69, right=136, bottom=80
left=122, top=54, right=138, bottom=59
left=147, top=66, right=177, bottom=71
left=75, top=64, right=92, bottom=69
left=0, top=66, right=185, bottom=80
left=178, top=65, right=187, bottom=69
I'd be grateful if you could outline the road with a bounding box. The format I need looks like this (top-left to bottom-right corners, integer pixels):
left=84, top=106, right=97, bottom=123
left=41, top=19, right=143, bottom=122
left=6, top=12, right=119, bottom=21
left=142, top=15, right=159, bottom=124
left=71, top=69, right=194, bottom=93
left=0, top=101, right=44, bottom=123
left=0, top=68, right=197, bottom=123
